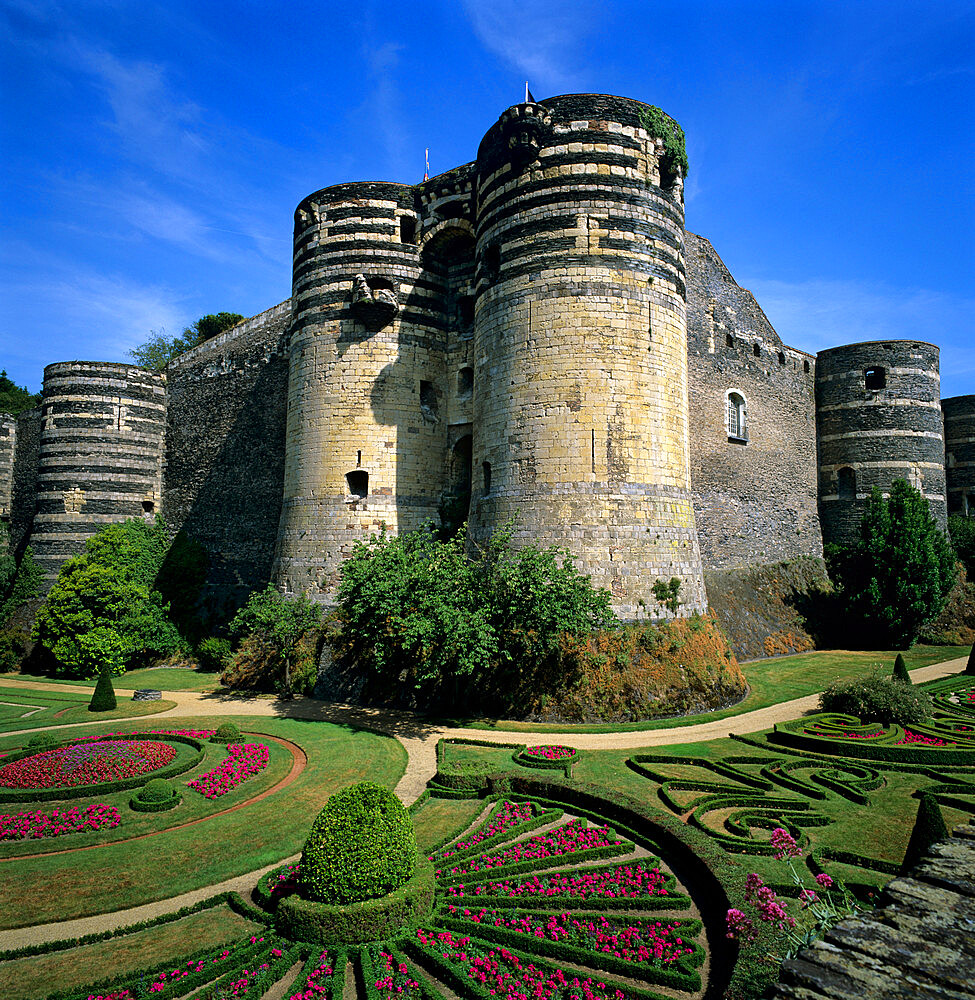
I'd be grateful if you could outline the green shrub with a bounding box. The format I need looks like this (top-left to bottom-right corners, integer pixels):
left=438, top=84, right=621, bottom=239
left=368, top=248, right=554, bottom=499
left=892, top=653, right=911, bottom=684
left=27, top=732, right=58, bottom=750
left=139, top=778, right=175, bottom=803
left=298, top=782, right=417, bottom=904
left=826, top=480, right=956, bottom=648
left=336, top=523, right=614, bottom=710
left=88, top=668, right=117, bottom=712
left=0, top=626, right=28, bottom=672
left=0, top=530, right=40, bottom=622
left=900, top=793, right=948, bottom=873
left=211, top=722, right=243, bottom=743
left=196, top=637, right=231, bottom=672
left=949, top=514, right=975, bottom=575
left=819, top=674, right=930, bottom=725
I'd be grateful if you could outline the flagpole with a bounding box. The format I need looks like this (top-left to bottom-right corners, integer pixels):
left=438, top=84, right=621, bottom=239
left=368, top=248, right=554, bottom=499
left=525, top=81, right=529, bottom=103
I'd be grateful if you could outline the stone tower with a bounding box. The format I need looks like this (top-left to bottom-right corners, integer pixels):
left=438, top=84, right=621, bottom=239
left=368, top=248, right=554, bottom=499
left=815, top=340, right=947, bottom=545
left=30, top=362, right=166, bottom=586
left=943, top=395, right=975, bottom=517
left=467, top=95, right=706, bottom=616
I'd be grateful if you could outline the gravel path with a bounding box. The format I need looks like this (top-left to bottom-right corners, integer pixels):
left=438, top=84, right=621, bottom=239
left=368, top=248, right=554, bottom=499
left=0, top=653, right=966, bottom=952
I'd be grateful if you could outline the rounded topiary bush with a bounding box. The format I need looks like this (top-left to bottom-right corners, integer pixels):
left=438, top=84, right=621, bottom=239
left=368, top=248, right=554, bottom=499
left=210, top=722, right=243, bottom=744
left=27, top=732, right=59, bottom=750
left=130, top=777, right=180, bottom=812
left=298, top=782, right=417, bottom=904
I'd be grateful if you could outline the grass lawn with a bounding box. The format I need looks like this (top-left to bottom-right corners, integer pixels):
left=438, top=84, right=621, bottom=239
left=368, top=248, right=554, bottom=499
left=412, top=797, right=486, bottom=854
left=0, top=902, right=265, bottom=1000
left=0, top=715, right=406, bottom=928
left=15, top=666, right=223, bottom=692
left=0, top=684, right=175, bottom=733
left=456, top=644, right=968, bottom=733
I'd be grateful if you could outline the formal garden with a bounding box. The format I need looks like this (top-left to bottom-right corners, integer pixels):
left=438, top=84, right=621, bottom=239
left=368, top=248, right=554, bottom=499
left=0, top=482, right=972, bottom=997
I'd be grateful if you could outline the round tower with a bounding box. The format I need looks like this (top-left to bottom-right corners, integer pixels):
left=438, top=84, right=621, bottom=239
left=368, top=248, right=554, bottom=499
left=943, top=395, right=975, bottom=517
left=30, top=362, right=166, bottom=587
left=468, top=94, right=707, bottom=617
left=273, top=180, right=455, bottom=596
left=815, top=340, right=947, bottom=545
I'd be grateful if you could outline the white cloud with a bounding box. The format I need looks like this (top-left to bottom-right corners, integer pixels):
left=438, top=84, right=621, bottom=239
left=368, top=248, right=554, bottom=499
left=462, top=0, right=595, bottom=92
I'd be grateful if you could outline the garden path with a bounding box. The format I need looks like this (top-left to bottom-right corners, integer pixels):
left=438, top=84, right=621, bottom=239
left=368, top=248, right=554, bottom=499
left=0, top=654, right=967, bottom=952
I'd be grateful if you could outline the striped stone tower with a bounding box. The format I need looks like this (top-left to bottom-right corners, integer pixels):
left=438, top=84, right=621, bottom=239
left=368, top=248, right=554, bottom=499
left=30, top=362, right=166, bottom=587
left=468, top=94, right=707, bottom=616
left=943, top=395, right=975, bottom=518
left=815, top=340, right=947, bottom=545
left=273, top=179, right=457, bottom=596
left=0, top=417, right=15, bottom=524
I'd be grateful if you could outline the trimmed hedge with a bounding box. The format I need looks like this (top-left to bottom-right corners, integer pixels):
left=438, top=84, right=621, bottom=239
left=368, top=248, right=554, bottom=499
left=429, top=803, right=562, bottom=867
left=0, top=732, right=205, bottom=803
left=277, top=859, right=436, bottom=945
left=130, top=777, right=180, bottom=812
left=299, top=782, right=417, bottom=904
left=283, top=947, right=346, bottom=1000
left=900, top=792, right=949, bottom=873
left=88, top=669, right=117, bottom=712
left=211, top=721, right=243, bottom=743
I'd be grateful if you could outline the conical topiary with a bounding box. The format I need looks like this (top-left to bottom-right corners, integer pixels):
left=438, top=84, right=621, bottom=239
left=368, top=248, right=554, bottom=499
left=900, top=792, right=949, bottom=873
left=966, top=642, right=975, bottom=676
left=892, top=653, right=912, bottom=684
left=88, top=668, right=117, bottom=712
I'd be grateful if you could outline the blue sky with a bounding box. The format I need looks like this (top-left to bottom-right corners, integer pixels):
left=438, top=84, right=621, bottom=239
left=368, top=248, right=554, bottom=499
left=1, top=0, right=973, bottom=398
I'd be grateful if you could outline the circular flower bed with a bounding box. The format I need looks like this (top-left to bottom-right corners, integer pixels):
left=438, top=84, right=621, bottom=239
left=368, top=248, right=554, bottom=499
left=514, top=744, right=580, bottom=770
left=0, top=740, right=177, bottom=790
left=525, top=745, right=576, bottom=761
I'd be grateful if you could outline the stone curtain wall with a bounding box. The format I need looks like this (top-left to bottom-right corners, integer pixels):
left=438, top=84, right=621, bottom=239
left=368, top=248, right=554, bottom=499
left=943, top=395, right=975, bottom=517
left=468, top=94, right=707, bottom=617
left=8, top=407, right=40, bottom=555
left=29, top=363, right=166, bottom=588
left=685, top=233, right=821, bottom=570
left=816, top=341, right=947, bottom=546
left=163, top=301, right=290, bottom=617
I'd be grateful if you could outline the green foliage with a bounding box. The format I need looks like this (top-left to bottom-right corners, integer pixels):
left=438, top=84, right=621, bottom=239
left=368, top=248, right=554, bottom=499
left=949, top=514, right=975, bottom=575
left=155, top=530, right=208, bottom=642
left=967, top=642, right=975, bottom=676
left=0, top=370, right=40, bottom=415
left=0, top=626, right=28, bottom=672
left=637, top=106, right=689, bottom=180
left=211, top=721, right=243, bottom=743
left=651, top=577, right=682, bottom=615
left=900, top=792, right=948, bottom=873
left=228, top=584, right=323, bottom=696
left=32, top=517, right=186, bottom=677
left=88, top=668, right=117, bottom=711
left=826, top=480, right=957, bottom=648
left=197, top=636, right=231, bottom=672
left=892, top=652, right=911, bottom=684
left=138, top=778, right=175, bottom=803
left=128, top=313, right=244, bottom=370
left=298, top=782, right=417, bottom=905
left=336, top=524, right=615, bottom=708
left=819, top=673, right=931, bottom=725
left=0, top=522, right=41, bottom=623
left=27, top=732, right=58, bottom=749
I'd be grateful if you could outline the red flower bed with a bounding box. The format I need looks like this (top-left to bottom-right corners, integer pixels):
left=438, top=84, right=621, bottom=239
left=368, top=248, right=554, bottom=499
left=0, top=741, right=177, bottom=790
left=0, top=803, right=120, bottom=840
left=525, top=745, right=576, bottom=760
left=187, top=743, right=269, bottom=799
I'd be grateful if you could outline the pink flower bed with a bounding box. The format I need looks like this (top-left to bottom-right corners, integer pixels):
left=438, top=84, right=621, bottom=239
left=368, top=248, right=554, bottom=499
left=432, top=800, right=535, bottom=862
left=187, top=743, right=269, bottom=799
left=372, top=949, right=421, bottom=998
left=288, top=949, right=333, bottom=1000
left=447, top=908, right=693, bottom=966
left=443, top=861, right=669, bottom=901
left=438, top=821, right=623, bottom=879
left=0, top=740, right=176, bottom=789
left=807, top=727, right=884, bottom=739
left=0, top=803, right=120, bottom=840
left=416, top=928, right=626, bottom=1000
left=146, top=936, right=274, bottom=995
left=895, top=730, right=955, bottom=747
left=525, top=746, right=576, bottom=761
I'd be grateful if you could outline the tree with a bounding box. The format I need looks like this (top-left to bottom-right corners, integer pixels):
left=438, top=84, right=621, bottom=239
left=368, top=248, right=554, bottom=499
left=128, top=312, right=244, bottom=370
left=0, top=371, right=41, bottom=416
left=892, top=652, right=911, bottom=684
left=949, top=514, right=975, bottom=576
left=88, top=665, right=118, bottom=712
left=32, top=517, right=186, bottom=676
left=229, top=584, right=323, bottom=698
left=827, top=480, right=956, bottom=648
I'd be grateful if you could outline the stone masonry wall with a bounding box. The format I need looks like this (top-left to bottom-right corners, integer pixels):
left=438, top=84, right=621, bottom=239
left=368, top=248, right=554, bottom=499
left=8, top=407, right=40, bottom=555
left=30, top=363, right=166, bottom=587
left=164, top=301, right=290, bottom=616
left=816, top=340, right=947, bottom=546
left=685, top=233, right=822, bottom=570
left=468, top=94, right=707, bottom=618
left=943, top=395, right=975, bottom=517
left=0, top=417, right=14, bottom=523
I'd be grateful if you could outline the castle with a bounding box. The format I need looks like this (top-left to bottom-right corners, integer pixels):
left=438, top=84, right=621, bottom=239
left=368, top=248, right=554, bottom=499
left=1, top=94, right=972, bottom=620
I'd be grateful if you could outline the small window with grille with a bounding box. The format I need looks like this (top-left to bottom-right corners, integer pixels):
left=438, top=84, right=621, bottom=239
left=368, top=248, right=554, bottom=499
left=727, top=392, right=747, bottom=442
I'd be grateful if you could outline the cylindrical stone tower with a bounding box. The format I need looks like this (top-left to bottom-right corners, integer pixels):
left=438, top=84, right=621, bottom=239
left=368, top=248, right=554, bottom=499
left=0, top=416, right=15, bottom=523
left=815, top=340, right=947, bottom=545
left=468, top=94, right=707, bottom=617
left=943, top=395, right=975, bottom=517
left=273, top=181, right=451, bottom=596
left=30, top=362, right=166, bottom=587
